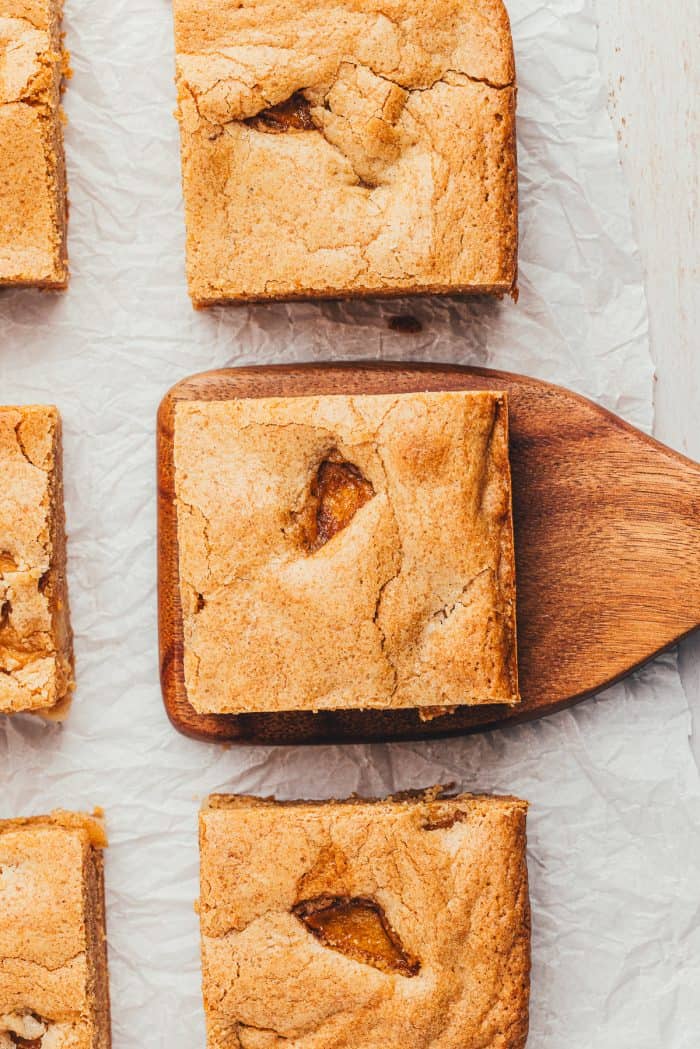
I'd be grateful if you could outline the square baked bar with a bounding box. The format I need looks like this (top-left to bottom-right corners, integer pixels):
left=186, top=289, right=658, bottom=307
left=0, top=406, right=74, bottom=719
left=173, top=0, right=517, bottom=305
left=0, top=0, right=68, bottom=287
left=199, top=790, right=530, bottom=1049
left=174, top=391, right=518, bottom=716
left=0, top=810, right=111, bottom=1049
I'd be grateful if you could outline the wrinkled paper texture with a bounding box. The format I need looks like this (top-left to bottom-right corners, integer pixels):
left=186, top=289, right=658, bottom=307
left=1, top=0, right=699, bottom=1046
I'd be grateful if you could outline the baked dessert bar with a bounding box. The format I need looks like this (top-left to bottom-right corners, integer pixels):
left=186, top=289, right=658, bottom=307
left=0, top=0, right=69, bottom=288
left=173, top=0, right=517, bottom=305
left=198, top=789, right=530, bottom=1049
left=174, top=391, right=519, bottom=716
left=0, top=406, right=74, bottom=719
left=0, top=810, right=111, bottom=1049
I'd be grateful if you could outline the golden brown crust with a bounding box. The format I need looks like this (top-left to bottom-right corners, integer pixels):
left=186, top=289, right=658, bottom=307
left=198, top=789, right=530, bottom=1049
left=0, top=810, right=107, bottom=846
left=173, top=0, right=517, bottom=306
left=0, top=0, right=68, bottom=288
left=0, top=406, right=74, bottom=719
left=174, top=391, right=519, bottom=716
left=0, top=811, right=111, bottom=1049
left=82, top=850, right=111, bottom=1049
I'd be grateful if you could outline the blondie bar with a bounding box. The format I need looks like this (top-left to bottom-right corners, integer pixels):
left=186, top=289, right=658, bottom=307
left=0, top=406, right=74, bottom=719
left=173, top=0, right=517, bottom=305
left=0, top=0, right=68, bottom=287
left=174, top=391, right=518, bottom=716
left=0, top=811, right=111, bottom=1049
left=198, top=789, right=530, bottom=1049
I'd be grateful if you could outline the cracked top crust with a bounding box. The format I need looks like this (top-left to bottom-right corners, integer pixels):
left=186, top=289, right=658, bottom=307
left=199, top=789, right=530, bottom=1049
left=0, top=406, right=74, bottom=719
left=174, top=391, right=518, bottom=716
left=173, top=0, right=517, bottom=305
left=0, top=0, right=68, bottom=287
left=0, top=811, right=108, bottom=1049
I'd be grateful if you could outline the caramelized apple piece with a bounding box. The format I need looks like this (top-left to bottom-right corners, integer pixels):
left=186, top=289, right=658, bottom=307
left=293, top=895, right=420, bottom=976
left=310, top=459, right=374, bottom=550
left=291, top=457, right=375, bottom=552
left=247, top=93, right=315, bottom=133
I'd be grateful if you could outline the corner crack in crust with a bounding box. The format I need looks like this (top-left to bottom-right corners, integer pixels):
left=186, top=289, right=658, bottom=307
left=236, top=1021, right=290, bottom=1042
left=177, top=495, right=214, bottom=587
left=430, top=567, right=493, bottom=623
left=12, top=421, right=39, bottom=471
left=364, top=64, right=514, bottom=94
left=371, top=569, right=399, bottom=693
left=0, top=948, right=86, bottom=976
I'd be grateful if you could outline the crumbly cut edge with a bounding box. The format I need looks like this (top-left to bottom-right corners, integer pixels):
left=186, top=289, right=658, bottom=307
left=190, top=277, right=517, bottom=310
left=41, top=0, right=69, bottom=289
left=491, top=390, right=519, bottom=704
left=203, top=786, right=529, bottom=814
left=39, top=51, right=69, bottom=290
left=0, top=0, right=69, bottom=288
left=40, top=407, right=75, bottom=718
left=83, top=839, right=112, bottom=1049
left=0, top=808, right=107, bottom=847
left=0, top=808, right=112, bottom=1049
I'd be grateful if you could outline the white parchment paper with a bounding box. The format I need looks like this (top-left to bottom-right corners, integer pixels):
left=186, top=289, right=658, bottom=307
left=2, top=0, right=699, bottom=1045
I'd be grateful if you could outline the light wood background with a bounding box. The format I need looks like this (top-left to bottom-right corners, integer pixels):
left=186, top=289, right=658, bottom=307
left=597, top=2, right=700, bottom=759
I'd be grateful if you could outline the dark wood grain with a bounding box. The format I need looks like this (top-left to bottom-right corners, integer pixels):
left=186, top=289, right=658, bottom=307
left=157, top=362, right=700, bottom=745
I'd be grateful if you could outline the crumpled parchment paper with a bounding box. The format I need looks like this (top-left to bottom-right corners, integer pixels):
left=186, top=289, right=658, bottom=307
left=1, top=0, right=699, bottom=1046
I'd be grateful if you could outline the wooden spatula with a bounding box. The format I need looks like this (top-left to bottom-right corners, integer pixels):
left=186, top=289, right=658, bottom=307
left=158, top=361, right=700, bottom=745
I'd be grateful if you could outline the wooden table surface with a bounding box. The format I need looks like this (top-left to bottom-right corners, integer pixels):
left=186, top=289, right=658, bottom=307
left=597, top=1, right=700, bottom=760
